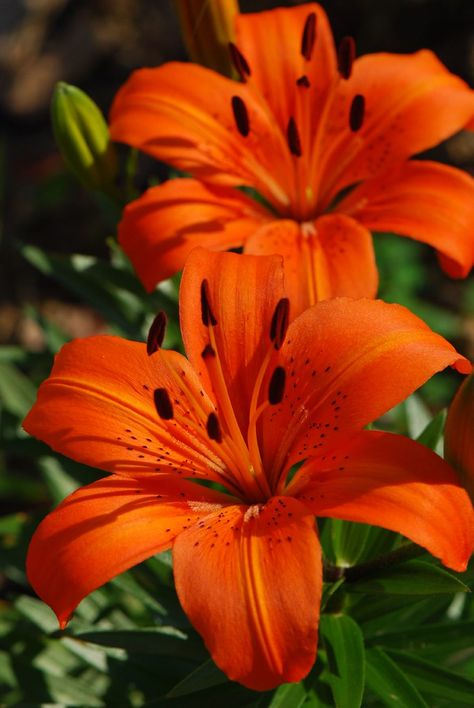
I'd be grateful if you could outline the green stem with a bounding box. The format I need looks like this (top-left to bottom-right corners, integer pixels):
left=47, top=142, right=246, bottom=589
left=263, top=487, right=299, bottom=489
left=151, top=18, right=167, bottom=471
left=325, top=543, right=426, bottom=584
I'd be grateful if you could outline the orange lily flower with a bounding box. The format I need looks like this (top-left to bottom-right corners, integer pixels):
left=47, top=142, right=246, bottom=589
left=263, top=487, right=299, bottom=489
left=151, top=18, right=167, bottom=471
left=25, top=249, right=473, bottom=690
left=110, top=3, right=474, bottom=315
left=445, top=372, right=474, bottom=503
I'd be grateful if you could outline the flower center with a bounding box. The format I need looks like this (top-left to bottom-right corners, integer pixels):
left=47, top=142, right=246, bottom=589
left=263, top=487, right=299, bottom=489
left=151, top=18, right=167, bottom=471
left=196, top=285, right=290, bottom=504
left=229, top=18, right=366, bottom=224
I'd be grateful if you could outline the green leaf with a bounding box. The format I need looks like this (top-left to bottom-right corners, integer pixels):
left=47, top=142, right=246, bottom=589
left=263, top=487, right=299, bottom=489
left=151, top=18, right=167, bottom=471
left=39, top=455, right=80, bottom=504
left=320, top=614, right=365, bottom=708
left=74, top=627, right=206, bottom=659
left=365, top=648, right=428, bottom=707
left=15, top=595, right=58, bottom=633
left=352, top=595, right=453, bottom=638
left=21, top=245, right=163, bottom=338
left=0, top=361, right=36, bottom=416
left=366, top=618, right=474, bottom=654
left=345, top=560, right=469, bottom=595
left=404, top=394, right=432, bottom=439
left=267, top=682, right=308, bottom=708
left=111, top=570, right=167, bottom=615
left=326, top=519, right=397, bottom=566
left=387, top=649, right=474, bottom=705
left=42, top=672, right=106, bottom=706
left=166, top=659, right=227, bottom=698
left=416, top=409, right=446, bottom=453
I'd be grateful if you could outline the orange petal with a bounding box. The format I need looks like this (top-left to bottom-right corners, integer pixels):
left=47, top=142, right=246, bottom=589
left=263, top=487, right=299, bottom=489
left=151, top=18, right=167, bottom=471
left=260, top=298, right=471, bottom=482
left=245, top=214, right=377, bottom=317
left=118, top=178, right=270, bottom=292
left=236, top=3, right=337, bottom=134
left=109, top=62, right=292, bottom=209
left=319, top=50, right=474, bottom=205
left=445, top=372, right=474, bottom=501
left=291, top=431, right=473, bottom=572
left=173, top=497, right=321, bottom=690
left=180, top=248, right=285, bottom=435
left=27, top=474, right=228, bottom=627
left=337, top=160, right=474, bottom=278
left=23, top=336, right=230, bottom=486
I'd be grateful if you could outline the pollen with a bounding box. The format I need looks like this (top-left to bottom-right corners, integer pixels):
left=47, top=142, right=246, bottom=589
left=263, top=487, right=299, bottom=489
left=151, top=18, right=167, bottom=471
left=188, top=501, right=223, bottom=513
left=244, top=504, right=263, bottom=523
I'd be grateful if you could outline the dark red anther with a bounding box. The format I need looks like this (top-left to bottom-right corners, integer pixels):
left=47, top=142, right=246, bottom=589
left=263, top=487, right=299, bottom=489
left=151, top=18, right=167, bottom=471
left=337, top=36, right=356, bottom=80
left=231, top=95, right=250, bottom=137
left=229, top=42, right=251, bottom=81
left=301, top=12, right=317, bottom=61
left=287, top=117, right=302, bottom=157
left=154, top=388, right=174, bottom=420
left=268, top=366, right=286, bottom=405
left=296, top=75, right=311, bottom=88
left=270, top=298, right=290, bottom=350
left=201, top=343, right=216, bottom=359
left=200, top=279, right=218, bottom=326
left=349, top=94, right=365, bottom=132
left=147, top=311, right=167, bottom=355
left=206, top=412, right=223, bottom=443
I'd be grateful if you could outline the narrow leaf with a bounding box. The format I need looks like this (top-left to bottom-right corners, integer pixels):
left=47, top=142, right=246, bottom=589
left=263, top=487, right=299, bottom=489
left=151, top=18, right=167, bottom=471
left=387, top=649, right=474, bottom=705
left=345, top=560, right=469, bottom=595
left=320, top=614, right=365, bottom=708
left=365, top=648, right=428, bottom=707
left=166, top=659, right=227, bottom=698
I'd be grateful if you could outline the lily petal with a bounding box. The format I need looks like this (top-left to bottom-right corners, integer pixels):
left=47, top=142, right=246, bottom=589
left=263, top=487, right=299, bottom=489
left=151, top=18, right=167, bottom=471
left=118, top=179, right=270, bottom=292
left=245, top=214, right=377, bottom=316
left=319, top=50, right=474, bottom=205
left=291, top=431, right=473, bottom=572
left=173, top=497, right=321, bottom=690
left=260, top=297, right=470, bottom=480
left=109, top=62, right=292, bottom=209
left=23, top=336, right=228, bottom=484
left=337, top=160, right=474, bottom=278
left=236, top=3, right=337, bottom=134
left=27, top=474, right=228, bottom=628
left=180, top=248, right=285, bottom=435
left=445, top=372, right=474, bottom=501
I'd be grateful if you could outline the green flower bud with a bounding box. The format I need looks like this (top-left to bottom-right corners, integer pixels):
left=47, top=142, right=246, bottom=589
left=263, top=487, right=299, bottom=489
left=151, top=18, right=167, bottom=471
left=51, top=82, right=118, bottom=194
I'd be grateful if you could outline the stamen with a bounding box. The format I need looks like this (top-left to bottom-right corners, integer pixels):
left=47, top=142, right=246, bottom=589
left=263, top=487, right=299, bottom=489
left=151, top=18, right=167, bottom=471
left=231, top=96, right=250, bottom=137
left=200, top=279, right=218, bottom=326
left=268, top=366, right=286, bottom=405
left=337, top=36, right=356, bottom=80
left=206, top=412, right=223, bottom=443
left=270, top=298, right=290, bottom=350
left=147, top=311, right=167, bottom=355
left=287, top=117, right=302, bottom=157
left=349, top=94, right=365, bottom=132
left=301, top=12, right=317, bottom=61
left=229, top=42, right=251, bottom=81
left=296, top=75, right=311, bottom=88
left=153, top=388, right=174, bottom=420
left=202, top=343, right=216, bottom=359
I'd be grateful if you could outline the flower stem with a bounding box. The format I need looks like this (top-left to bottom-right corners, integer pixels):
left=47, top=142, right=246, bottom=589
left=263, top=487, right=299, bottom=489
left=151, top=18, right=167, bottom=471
left=325, top=542, right=426, bottom=584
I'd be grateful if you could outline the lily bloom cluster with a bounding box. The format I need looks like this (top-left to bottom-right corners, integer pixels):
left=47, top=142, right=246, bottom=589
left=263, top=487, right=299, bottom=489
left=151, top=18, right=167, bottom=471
left=110, top=3, right=474, bottom=315
left=25, top=250, right=473, bottom=690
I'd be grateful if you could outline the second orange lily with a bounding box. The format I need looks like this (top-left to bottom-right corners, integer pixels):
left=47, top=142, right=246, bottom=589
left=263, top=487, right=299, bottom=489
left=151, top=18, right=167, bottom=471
left=110, top=3, right=474, bottom=315
left=25, top=249, right=473, bottom=690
